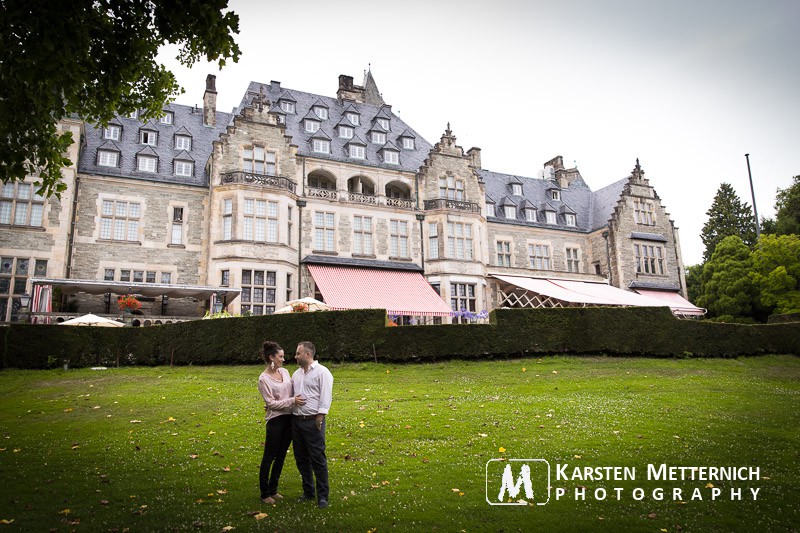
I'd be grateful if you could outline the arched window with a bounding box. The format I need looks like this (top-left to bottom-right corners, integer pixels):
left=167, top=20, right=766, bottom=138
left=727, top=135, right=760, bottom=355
left=385, top=181, right=411, bottom=200
left=347, top=175, right=375, bottom=196
left=307, top=170, right=337, bottom=191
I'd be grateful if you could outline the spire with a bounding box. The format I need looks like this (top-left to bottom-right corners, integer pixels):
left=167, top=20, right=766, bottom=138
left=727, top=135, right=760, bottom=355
left=632, top=158, right=645, bottom=180
left=363, top=67, right=384, bottom=106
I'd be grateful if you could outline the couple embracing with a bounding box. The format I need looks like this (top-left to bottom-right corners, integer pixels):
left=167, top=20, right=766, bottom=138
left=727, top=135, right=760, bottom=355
left=257, top=341, right=334, bottom=509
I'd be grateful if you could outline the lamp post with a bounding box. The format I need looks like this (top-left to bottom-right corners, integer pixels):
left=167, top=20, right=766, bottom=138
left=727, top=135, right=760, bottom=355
left=18, top=293, right=31, bottom=323
left=212, top=292, right=224, bottom=314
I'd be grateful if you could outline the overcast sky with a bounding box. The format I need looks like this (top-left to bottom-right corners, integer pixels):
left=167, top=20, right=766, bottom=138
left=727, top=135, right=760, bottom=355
left=157, top=0, right=799, bottom=266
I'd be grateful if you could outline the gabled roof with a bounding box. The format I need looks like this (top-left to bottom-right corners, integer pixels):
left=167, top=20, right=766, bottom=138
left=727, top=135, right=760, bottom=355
left=368, top=122, right=387, bottom=133
left=268, top=103, right=286, bottom=115
left=560, top=204, right=576, bottom=214
left=336, top=117, right=354, bottom=129
left=97, top=140, right=121, bottom=151
left=398, top=128, right=416, bottom=139
left=379, top=140, right=400, bottom=152
left=139, top=120, right=159, bottom=131
left=500, top=196, right=517, bottom=207
left=135, top=146, right=158, bottom=157
left=345, top=134, right=367, bottom=146
left=541, top=201, right=557, bottom=212
left=309, top=129, right=332, bottom=140
left=174, top=149, right=194, bottom=162
left=510, top=175, right=523, bottom=184
left=373, top=106, right=392, bottom=120
left=485, top=196, right=496, bottom=204
left=311, top=98, right=329, bottom=109
left=173, top=126, right=192, bottom=137
left=342, top=103, right=360, bottom=115
left=277, top=90, right=297, bottom=102
left=302, top=110, right=321, bottom=122
left=520, top=199, right=537, bottom=209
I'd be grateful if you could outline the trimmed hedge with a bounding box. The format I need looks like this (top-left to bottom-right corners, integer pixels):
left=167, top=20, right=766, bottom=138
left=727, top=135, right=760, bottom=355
left=2, top=307, right=799, bottom=369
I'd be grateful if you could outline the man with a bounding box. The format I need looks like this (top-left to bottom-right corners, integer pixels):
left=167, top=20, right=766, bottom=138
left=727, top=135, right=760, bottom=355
left=292, top=341, right=334, bottom=509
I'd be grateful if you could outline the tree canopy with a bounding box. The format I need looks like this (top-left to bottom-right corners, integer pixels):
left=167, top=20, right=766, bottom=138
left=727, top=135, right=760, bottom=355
left=700, top=183, right=758, bottom=262
left=0, top=0, right=240, bottom=197
left=749, top=234, right=800, bottom=314
left=696, top=235, right=757, bottom=319
left=772, top=175, right=800, bottom=236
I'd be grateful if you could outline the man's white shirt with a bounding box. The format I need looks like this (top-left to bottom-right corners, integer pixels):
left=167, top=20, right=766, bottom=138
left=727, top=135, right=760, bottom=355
left=292, top=360, right=333, bottom=416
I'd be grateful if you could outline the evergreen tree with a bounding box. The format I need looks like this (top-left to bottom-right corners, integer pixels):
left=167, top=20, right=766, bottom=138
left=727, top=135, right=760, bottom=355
left=684, top=264, right=703, bottom=304
left=700, top=183, right=758, bottom=261
left=697, top=236, right=757, bottom=320
left=749, top=234, right=800, bottom=314
left=773, top=175, right=800, bottom=236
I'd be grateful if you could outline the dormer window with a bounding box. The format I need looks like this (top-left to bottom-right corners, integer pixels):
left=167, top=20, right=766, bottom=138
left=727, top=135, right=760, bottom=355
left=312, top=139, right=330, bottom=153
left=127, top=110, right=138, bottom=119
left=104, top=125, right=120, bottom=140
left=97, top=150, right=119, bottom=167
left=371, top=132, right=386, bottom=144
left=174, top=135, right=192, bottom=150
left=140, top=130, right=157, bottom=145
left=137, top=155, right=157, bottom=172
left=566, top=213, right=577, bottom=227
left=504, top=206, right=516, bottom=219
left=384, top=151, right=399, bottom=165
left=546, top=211, right=557, bottom=224
left=402, top=137, right=415, bottom=149
left=313, top=106, right=328, bottom=120
left=159, top=112, right=173, bottom=125
left=551, top=190, right=560, bottom=201
left=277, top=114, right=286, bottom=124
left=339, top=126, right=354, bottom=139
left=377, top=118, right=389, bottom=130
left=349, top=145, right=365, bottom=159
left=525, top=208, right=537, bottom=221
left=486, top=204, right=495, bottom=217
left=174, top=160, right=194, bottom=177
left=346, top=112, right=359, bottom=125
left=512, top=183, right=522, bottom=196
left=280, top=100, right=295, bottom=113
left=305, top=120, right=320, bottom=133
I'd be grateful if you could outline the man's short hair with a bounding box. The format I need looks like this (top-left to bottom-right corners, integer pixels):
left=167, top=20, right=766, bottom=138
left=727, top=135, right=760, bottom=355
left=298, top=341, right=317, bottom=360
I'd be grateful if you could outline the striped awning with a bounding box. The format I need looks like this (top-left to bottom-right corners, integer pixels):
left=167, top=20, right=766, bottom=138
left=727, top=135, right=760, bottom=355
left=307, top=265, right=452, bottom=316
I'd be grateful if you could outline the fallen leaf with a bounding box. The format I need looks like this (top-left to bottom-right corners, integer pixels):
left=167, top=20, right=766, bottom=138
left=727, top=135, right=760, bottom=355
left=221, top=527, right=234, bottom=532
left=478, top=433, right=487, bottom=438
left=253, top=512, right=268, bottom=520
left=222, top=466, right=231, bottom=472
left=458, top=492, right=464, bottom=496
left=705, top=483, right=714, bottom=488
left=521, top=367, right=526, bottom=372
left=189, top=454, right=199, bottom=459
left=209, top=431, right=216, bottom=435
left=58, top=509, right=71, bottom=515
left=0, top=519, right=14, bottom=524
left=130, top=420, right=142, bottom=424
left=648, top=513, right=657, bottom=519
left=552, top=371, right=558, bottom=374
left=64, top=408, right=73, bottom=412
left=217, top=489, right=228, bottom=494
left=451, top=488, right=460, bottom=492
left=574, top=455, right=582, bottom=459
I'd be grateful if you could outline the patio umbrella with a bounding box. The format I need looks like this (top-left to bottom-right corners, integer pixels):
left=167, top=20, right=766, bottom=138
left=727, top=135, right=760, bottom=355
left=273, top=297, right=331, bottom=314
left=59, top=313, right=124, bottom=327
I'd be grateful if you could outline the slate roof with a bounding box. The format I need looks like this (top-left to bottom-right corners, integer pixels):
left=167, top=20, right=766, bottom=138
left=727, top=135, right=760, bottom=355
left=630, top=232, right=668, bottom=242
left=478, top=168, right=629, bottom=233
left=236, top=81, right=432, bottom=173
left=301, top=254, right=422, bottom=271
left=79, top=104, right=233, bottom=187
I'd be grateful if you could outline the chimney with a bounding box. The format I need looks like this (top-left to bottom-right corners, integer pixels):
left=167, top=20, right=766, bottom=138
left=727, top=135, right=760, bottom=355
left=337, top=74, right=364, bottom=103
left=467, top=147, right=482, bottom=169
left=544, top=155, right=564, bottom=171
left=203, top=74, right=217, bottom=127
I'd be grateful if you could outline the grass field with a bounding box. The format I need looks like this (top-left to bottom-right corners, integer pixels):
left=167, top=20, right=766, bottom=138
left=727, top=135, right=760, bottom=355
left=0, top=355, right=798, bottom=532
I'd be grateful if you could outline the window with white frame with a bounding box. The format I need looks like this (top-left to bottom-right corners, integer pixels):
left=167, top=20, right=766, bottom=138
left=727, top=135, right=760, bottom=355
left=390, top=219, right=409, bottom=258
left=353, top=216, right=373, bottom=255
left=545, top=211, right=557, bottom=224
left=384, top=150, right=398, bottom=164
left=305, top=120, right=320, bottom=133
left=159, top=112, right=173, bottom=125
left=565, top=213, right=576, bottom=226
left=525, top=208, right=537, bottom=222
left=127, top=110, right=138, bottom=119
left=486, top=204, right=495, bottom=217
left=1, top=182, right=45, bottom=227
left=312, top=139, right=330, bottom=153
left=222, top=198, right=232, bottom=240
left=100, top=199, right=140, bottom=241
left=314, top=106, right=328, bottom=120
left=496, top=241, right=511, bottom=267
left=512, top=183, right=522, bottom=195
left=439, top=176, right=464, bottom=200
left=371, top=132, right=386, bottom=144
left=243, top=146, right=277, bottom=175
left=450, top=283, right=476, bottom=324
left=402, top=137, right=414, bottom=149
left=446, top=222, right=473, bottom=260
left=428, top=222, right=439, bottom=259
left=243, top=198, right=278, bottom=243
left=346, top=112, right=359, bottom=125
left=104, top=268, right=115, bottom=281
left=240, top=269, right=276, bottom=315
left=175, top=135, right=192, bottom=150
left=528, top=244, right=551, bottom=270
left=0, top=257, right=47, bottom=322
left=171, top=207, right=184, bottom=245
left=634, top=244, right=665, bottom=274
left=98, top=150, right=119, bottom=167
left=566, top=247, right=580, bottom=272
left=140, top=130, right=157, bottom=145
left=634, top=200, right=656, bottom=225
left=339, top=126, right=354, bottom=139
left=349, top=145, right=365, bottom=159
left=280, top=100, right=295, bottom=113
left=377, top=118, right=389, bottom=130
left=105, top=125, right=121, bottom=140
left=314, top=211, right=335, bottom=252
left=161, top=272, right=172, bottom=284
left=550, top=190, right=560, bottom=201
left=174, top=160, right=193, bottom=177
left=504, top=205, right=516, bottom=219
left=137, top=155, right=157, bottom=172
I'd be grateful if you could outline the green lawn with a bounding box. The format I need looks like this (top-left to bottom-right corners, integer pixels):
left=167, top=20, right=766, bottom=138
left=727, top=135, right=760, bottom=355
left=0, top=356, right=798, bottom=532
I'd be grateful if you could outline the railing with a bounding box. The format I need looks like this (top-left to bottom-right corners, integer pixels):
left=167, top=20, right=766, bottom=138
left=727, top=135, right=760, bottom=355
left=345, top=191, right=378, bottom=205
left=424, top=198, right=481, bottom=213
left=221, top=172, right=296, bottom=193
left=385, top=197, right=415, bottom=210
left=29, top=312, right=196, bottom=326
left=307, top=187, right=338, bottom=200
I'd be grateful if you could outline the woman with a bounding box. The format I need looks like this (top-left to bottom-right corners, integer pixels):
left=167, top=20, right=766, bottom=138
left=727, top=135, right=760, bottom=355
left=258, top=341, right=305, bottom=504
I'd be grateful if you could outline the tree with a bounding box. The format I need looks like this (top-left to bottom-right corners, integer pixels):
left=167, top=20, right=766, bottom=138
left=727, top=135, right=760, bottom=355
left=684, top=264, right=703, bottom=304
left=697, top=236, right=758, bottom=320
left=749, top=234, right=800, bottom=314
left=0, top=0, right=240, bottom=197
left=773, top=175, right=800, bottom=236
left=700, top=183, right=758, bottom=261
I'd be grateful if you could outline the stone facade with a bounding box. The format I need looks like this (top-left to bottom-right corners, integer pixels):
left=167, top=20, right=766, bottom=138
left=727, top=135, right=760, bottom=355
left=0, top=72, right=689, bottom=323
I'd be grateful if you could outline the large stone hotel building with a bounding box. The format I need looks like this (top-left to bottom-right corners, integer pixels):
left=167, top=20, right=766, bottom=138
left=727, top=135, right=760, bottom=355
left=0, top=72, right=701, bottom=324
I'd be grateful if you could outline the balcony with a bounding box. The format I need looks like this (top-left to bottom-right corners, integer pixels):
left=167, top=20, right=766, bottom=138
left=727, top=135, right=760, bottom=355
left=307, top=187, right=338, bottom=200
left=345, top=191, right=378, bottom=205
left=424, top=198, right=481, bottom=213
left=221, top=172, right=296, bottom=193
left=385, top=197, right=415, bottom=210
